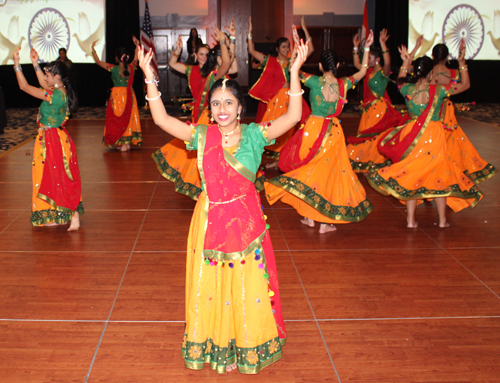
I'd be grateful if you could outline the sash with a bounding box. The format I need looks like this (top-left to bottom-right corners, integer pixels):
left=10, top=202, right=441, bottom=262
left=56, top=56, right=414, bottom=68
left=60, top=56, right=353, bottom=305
left=378, top=84, right=440, bottom=163
left=187, top=67, right=219, bottom=122
left=38, top=127, right=81, bottom=212
left=278, top=77, right=348, bottom=172
left=249, top=56, right=286, bottom=103
left=104, top=64, right=135, bottom=146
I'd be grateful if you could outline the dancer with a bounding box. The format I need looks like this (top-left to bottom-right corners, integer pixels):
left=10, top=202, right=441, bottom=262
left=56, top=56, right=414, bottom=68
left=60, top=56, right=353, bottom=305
left=139, top=35, right=309, bottom=374
left=432, top=43, right=497, bottom=183
left=91, top=39, right=142, bottom=151
left=266, top=32, right=375, bottom=234
left=368, top=45, right=483, bottom=228
left=152, top=22, right=236, bottom=200
left=247, top=17, right=313, bottom=165
left=13, top=47, right=83, bottom=231
left=186, top=28, right=203, bottom=64
left=347, top=31, right=417, bottom=173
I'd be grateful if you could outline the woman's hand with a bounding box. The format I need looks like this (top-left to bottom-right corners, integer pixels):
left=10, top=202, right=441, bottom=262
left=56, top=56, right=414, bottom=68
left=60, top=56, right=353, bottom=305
left=225, top=18, right=236, bottom=37
left=248, top=17, right=253, bottom=35
left=91, top=39, right=99, bottom=50
left=132, top=35, right=140, bottom=46
left=398, top=45, right=411, bottom=62
left=379, top=28, right=390, bottom=44
left=290, top=39, right=308, bottom=73
left=175, top=35, right=183, bottom=52
left=292, top=24, right=300, bottom=48
left=457, top=38, right=466, bottom=61
left=353, top=32, right=360, bottom=48
left=212, top=25, right=226, bottom=43
left=138, top=45, right=155, bottom=81
left=13, top=47, right=21, bottom=65
left=364, top=30, right=374, bottom=48
left=30, top=48, right=39, bottom=64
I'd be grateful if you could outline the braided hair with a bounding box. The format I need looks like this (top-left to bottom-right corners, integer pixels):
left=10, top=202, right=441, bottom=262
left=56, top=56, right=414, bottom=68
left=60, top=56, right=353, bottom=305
left=432, top=44, right=449, bottom=66
left=114, top=47, right=130, bottom=77
left=319, top=50, right=339, bottom=77
left=44, top=60, right=78, bottom=113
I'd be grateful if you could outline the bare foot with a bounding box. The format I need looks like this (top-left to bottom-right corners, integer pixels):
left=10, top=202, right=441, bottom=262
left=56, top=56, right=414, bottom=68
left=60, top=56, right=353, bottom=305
left=439, top=221, right=450, bottom=228
left=226, top=363, right=237, bottom=373
left=67, top=212, right=80, bottom=231
left=407, top=220, right=418, bottom=228
left=265, top=160, right=278, bottom=169
left=120, top=144, right=130, bottom=152
left=300, top=217, right=315, bottom=227
left=45, top=221, right=65, bottom=227
left=319, top=223, right=337, bottom=233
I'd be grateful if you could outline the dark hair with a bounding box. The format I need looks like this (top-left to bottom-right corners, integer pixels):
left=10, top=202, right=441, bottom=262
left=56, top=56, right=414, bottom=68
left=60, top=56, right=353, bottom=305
left=370, top=46, right=384, bottom=67
left=432, top=43, right=449, bottom=66
left=208, top=78, right=246, bottom=116
left=200, top=44, right=221, bottom=78
left=412, top=56, right=433, bottom=83
left=114, top=47, right=130, bottom=77
left=44, top=60, right=77, bottom=113
left=319, top=50, right=339, bottom=77
left=59, top=47, right=67, bottom=54
left=187, top=29, right=203, bottom=55
left=270, top=37, right=289, bottom=57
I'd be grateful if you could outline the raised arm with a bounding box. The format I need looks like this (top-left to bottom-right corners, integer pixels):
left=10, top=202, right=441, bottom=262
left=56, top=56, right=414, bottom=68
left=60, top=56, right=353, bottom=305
left=30, top=48, right=50, bottom=91
left=91, top=40, right=112, bottom=70
left=13, top=48, right=49, bottom=101
left=132, top=35, right=140, bottom=67
left=225, top=18, right=239, bottom=75
left=397, top=45, right=413, bottom=85
left=267, top=38, right=309, bottom=141
left=213, top=25, right=231, bottom=81
left=247, top=17, right=266, bottom=63
left=379, top=28, right=391, bottom=76
left=410, top=35, right=423, bottom=58
left=139, top=45, right=192, bottom=141
left=169, top=35, right=187, bottom=74
left=352, top=33, right=361, bottom=70
left=352, top=30, right=374, bottom=81
left=452, top=39, right=470, bottom=95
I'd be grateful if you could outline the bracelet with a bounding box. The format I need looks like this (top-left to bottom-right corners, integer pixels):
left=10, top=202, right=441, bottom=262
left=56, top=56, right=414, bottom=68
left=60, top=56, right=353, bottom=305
left=400, top=66, right=408, bottom=72
left=362, top=64, right=369, bottom=68
left=459, top=65, right=468, bottom=71
left=247, top=33, right=252, bottom=39
left=219, top=39, right=226, bottom=45
left=13, top=65, right=22, bottom=72
left=33, top=65, right=41, bottom=72
left=229, top=35, right=236, bottom=40
left=352, top=51, right=359, bottom=56
left=145, top=77, right=159, bottom=86
left=382, top=49, right=390, bottom=54
left=287, top=89, right=304, bottom=97
left=91, top=50, right=96, bottom=54
left=353, top=47, right=358, bottom=51
left=363, top=47, right=370, bottom=52
left=145, top=92, right=162, bottom=101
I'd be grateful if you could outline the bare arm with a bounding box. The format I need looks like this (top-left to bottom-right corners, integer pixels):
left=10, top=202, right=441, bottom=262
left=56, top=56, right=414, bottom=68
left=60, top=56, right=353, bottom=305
left=169, top=35, right=187, bottom=74
left=139, top=45, right=192, bottom=141
left=91, top=40, right=112, bottom=70
left=452, top=40, right=470, bottom=95
left=247, top=17, right=266, bottom=63
left=213, top=25, right=231, bottom=81
left=225, top=18, right=239, bottom=75
left=13, top=48, right=48, bottom=101
left=397, top=45, right=412, bottom=85
left=352, top=33, right=361, bottom=70
left=29, top=48, right=51, bottom=91
left=352, top=30, right=374, bottom=81
left=379, top=29, right=391, bottom=76
left=267, top=39, right=309, bottom=141
left=409, top=35, right=423, bottom=58
left=300, top=16, right=314, bottom=57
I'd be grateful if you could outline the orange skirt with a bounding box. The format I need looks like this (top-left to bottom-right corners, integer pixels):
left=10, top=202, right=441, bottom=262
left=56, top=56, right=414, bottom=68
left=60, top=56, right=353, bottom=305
left=441, top=100, right=497, bottom=183
left=103, top=87, right=142, bottom=147
left=347, top=99, right=392, bottom=172
left=368, top=120, right=483, bottom=212
left=265, top=116, right=373, bottom=224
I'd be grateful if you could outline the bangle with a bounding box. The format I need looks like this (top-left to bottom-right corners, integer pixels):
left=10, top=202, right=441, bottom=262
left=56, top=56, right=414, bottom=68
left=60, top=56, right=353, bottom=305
left=247, top=33, right=252, bottom=39
left=362, top=64, right=368, bottom=68
left=352, top=51, right=359, bottom=56
left=382, top=49, right=390, bottom=54
left=459, top=65, right=468, bottom=71
left=92, top=50, right=96, bottom=54
left=13, top=65, right=22, bottom=72
left=219, top=39, right=226, bottom=45
left=229, top=35, right=236, bottom=40
left=145, top=92, right=162, bottom=101
left=145, top=77, right=159, bottom=86
left=33, top=65, right=41, bottom=72
left=400, top=67, right=408, bottom=72
left=353, top=47, right=358, bottom=51
left=364, top=47, right=370, bottom=52
left=287, top=89, right=304, bottom=97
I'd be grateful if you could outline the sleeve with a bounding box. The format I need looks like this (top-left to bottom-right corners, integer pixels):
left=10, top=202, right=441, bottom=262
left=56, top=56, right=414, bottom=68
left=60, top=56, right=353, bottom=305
left=248, top=122, right=276, bottom=147
left=341, top=76, right=357, bottom=91
left=43, top=89, right=54, bottom=104
left=300, top=73, right=316, bottom=89
left=185, top=122, right=201, bottom=150
left=441, top=84, right=453, bottom=98
left=399, top=83, right=411, bottom=97
left=257, top=56, right=269, bottom=70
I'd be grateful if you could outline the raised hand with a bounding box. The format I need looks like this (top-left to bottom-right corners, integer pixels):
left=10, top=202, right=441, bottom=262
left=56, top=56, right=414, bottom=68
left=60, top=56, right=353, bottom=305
left=212, top=25, right=226, bottom=42
left=138, top=45, right=155, bottom=81
left=248, top=17, right=253, bottom=34
left=225, top=18, right=236, bottom=37
left=13, top=47, right=21, bottom=65
left=290, top=39, right=309, bottom=73
left=132, top=35, right=140, bottom=46
left=416, top=35, right=423, bottom=49
left=30, top=48, right=39, bottom=63
left=91, top=39, right=99, bottom=50
left=353, top=32, right=360, bottom=47
left=365, top=30, right=374, bottom=48
left=458, top=38, right=466, bottom=61
left=379, top=28, right=390, bottom=44
left=176, top=35, right=183, bottom=51
left=292, top=24, right=300, bottom=48
left=398, top=45, right=411, bottom=62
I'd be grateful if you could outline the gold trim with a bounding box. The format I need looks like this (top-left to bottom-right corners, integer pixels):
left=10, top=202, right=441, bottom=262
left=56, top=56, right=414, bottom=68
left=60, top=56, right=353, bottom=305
left=36, top=193, right=76, bottom=213
left=203, top=230, right=266, bottom=260
left=249, top=56, right=286, bottom=103
left=223, top=148, right=256, bottom=183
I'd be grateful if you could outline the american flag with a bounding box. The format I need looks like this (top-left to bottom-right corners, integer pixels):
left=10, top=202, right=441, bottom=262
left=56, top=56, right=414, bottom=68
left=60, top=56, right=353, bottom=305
left=141, top=0, right=159, bottom=79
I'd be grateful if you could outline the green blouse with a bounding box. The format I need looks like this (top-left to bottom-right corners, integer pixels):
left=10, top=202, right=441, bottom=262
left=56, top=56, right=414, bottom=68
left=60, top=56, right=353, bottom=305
left=400, top=84, right=450, bottom=120
left=110, top=65, right=130, bottom=87
left=368, top=69, right=390, bottom=97
left=186, top=123, right=275, bottom=188
left=39, top=88, right=68, bottom=127
left=302, top=75, right=355, bottom=117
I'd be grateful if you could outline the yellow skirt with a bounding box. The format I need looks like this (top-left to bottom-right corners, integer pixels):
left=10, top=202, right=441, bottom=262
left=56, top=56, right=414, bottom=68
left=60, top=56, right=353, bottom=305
left=265, top=116, right=373, bottom=223
left=368, top=120, right=483, bottom=212
left=104, top=87, right=142, bottom=147
left=182, top=193, right=284, bottom=374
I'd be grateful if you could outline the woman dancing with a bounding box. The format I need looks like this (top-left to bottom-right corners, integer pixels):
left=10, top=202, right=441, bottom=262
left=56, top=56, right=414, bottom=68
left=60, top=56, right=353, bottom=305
left=14, top=48, right=83, bottom=231
left=347, top=29, right=412, bottom=172
left=152, top=23, right=235, bottom=200
left=368, top=45, right=483, bottom=228
left=432, top=43, right=497, bottom=183
left=139, top=35, right=309, bottom=374
left=186, top=28, right=203, bottom=64
left=247, top=17, right=313, bottom=165
left=265, top=32, right=375, bottom=234
left=91, top=40, right=142, bottom=151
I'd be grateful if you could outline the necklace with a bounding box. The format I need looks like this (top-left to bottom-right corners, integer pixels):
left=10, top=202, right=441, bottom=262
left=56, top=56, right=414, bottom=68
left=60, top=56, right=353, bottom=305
left=218, top=124, right=240, bottom=145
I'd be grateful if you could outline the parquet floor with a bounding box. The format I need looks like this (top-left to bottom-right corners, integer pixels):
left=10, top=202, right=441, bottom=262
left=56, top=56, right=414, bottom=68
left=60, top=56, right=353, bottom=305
left=1, top=115, right=499, bottom=382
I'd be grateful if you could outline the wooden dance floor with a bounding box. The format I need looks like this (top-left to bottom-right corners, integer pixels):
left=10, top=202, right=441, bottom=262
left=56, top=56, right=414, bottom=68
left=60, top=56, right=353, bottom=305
left=1, top=115, right=500, bottom=382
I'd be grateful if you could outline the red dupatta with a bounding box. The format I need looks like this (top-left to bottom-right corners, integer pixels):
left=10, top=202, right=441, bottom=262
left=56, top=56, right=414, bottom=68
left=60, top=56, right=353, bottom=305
left=104, top=64, right=135, bottom=146
left=249, top=56, right=286, bottom=103
left=378, top=84, right=440, bottom=163
left=278, top=77, right=348, bottom=172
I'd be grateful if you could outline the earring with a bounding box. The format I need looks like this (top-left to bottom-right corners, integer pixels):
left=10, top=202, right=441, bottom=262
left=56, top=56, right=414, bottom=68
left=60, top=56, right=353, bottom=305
left=54, top=83, right=59, bottom=88
left=210, top=115, right=214, bottom=123
left=237, top=113, right=240, bottom=122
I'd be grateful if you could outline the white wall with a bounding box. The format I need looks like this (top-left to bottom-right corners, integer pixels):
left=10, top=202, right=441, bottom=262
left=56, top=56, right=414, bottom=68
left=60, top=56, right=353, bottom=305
left=294, top=0, right=364, bottom=15
left=139, top=0, right=208, bottom=16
